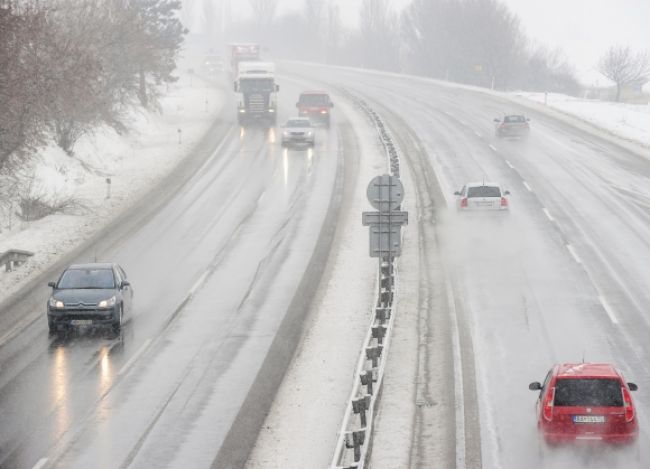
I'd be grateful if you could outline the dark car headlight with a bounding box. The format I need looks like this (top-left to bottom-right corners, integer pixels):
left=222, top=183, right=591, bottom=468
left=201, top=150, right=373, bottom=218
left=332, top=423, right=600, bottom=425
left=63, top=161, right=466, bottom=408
left=98, top=296, right=117, bottom=309
left=49, top=297, right=64, bottom=309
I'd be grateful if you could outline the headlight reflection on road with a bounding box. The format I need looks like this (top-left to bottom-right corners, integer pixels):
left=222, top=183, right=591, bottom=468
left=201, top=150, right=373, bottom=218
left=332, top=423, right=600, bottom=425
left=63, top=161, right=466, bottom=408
left=52, top=346, right=70, bottom=438
left=239, top=127, right=246, bottom=141
left=268, top=127, right=276, bottom=144
left=283, top=149, right=289, bottom=188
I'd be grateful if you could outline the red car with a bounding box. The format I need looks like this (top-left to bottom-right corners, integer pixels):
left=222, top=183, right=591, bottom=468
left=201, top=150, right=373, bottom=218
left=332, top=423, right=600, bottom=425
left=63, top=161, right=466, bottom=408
left=529, top=363, right=639, bottom=446
left=296, top=91, right=333, bottom=127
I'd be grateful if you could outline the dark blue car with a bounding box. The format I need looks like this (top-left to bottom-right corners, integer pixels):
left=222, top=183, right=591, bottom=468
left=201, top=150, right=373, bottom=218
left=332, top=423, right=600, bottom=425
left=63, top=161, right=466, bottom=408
left=47, top=263, right=133, bottom=334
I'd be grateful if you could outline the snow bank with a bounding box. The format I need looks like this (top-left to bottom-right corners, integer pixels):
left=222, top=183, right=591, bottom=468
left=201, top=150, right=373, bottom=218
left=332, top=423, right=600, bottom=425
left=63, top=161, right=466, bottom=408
left=512, top=92, right=650, bottom=149
left=0, top=73, right=225, bottom=302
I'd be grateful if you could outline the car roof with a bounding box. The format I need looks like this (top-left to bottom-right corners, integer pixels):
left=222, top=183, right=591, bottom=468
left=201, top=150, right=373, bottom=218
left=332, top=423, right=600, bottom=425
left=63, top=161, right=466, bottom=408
left=287, top=117, right=311, bottom=123
left=556, top=363, right=621, bottom=379
left=67, top=262, right=115, bottom=270
left=300, top=90, right=329, bottom=95
left=466, top=181, right=501, bottom=188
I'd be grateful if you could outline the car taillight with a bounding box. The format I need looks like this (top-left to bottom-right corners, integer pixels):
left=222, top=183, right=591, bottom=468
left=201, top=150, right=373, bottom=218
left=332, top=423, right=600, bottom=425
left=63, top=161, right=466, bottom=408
left=501, top=197, right=508, bottom=207
left=460, top=198, right=468, bottom=208
left=623, top=387, right=635, bottom=422
left=543, top=388, right=555, bottom=422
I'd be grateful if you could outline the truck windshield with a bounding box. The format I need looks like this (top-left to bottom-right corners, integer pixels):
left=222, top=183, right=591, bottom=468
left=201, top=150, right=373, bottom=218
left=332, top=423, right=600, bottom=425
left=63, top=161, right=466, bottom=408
left=240, top=78, right=274, bottom=93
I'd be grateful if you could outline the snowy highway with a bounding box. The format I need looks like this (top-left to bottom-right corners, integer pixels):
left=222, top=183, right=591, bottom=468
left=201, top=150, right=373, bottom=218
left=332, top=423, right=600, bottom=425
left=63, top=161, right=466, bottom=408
left=2, top=62, right=650, bottom=469
left=279, top=63, right=650, bottom=468
left=0, top=78, right=345, bottom=469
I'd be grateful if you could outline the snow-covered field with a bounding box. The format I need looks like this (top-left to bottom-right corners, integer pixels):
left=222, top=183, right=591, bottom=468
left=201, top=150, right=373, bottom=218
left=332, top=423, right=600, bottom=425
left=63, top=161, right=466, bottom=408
left=0, top=73, right=225, bottom=302
left=512, top=91, right=650, bottom=149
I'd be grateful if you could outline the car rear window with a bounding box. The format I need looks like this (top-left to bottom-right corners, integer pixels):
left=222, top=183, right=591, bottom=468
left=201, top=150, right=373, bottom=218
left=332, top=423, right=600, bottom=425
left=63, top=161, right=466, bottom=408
left=299, top=94, right=329, bottom=106
left=504, top=115, right=525, bottom=123
left=58, top=269, right=115, bottom=289
left=467, top=186, right=501, bottom=198
left=554, top=378, right=623, bottom=407
left=287, top=119, right=311, bottom=128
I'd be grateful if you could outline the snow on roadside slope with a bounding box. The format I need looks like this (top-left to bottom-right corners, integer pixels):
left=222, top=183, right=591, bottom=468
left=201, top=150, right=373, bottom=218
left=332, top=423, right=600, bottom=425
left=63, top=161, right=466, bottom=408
left=513, top=92, right=650, bottom=148
left=0, top=73, right=225, bottom=302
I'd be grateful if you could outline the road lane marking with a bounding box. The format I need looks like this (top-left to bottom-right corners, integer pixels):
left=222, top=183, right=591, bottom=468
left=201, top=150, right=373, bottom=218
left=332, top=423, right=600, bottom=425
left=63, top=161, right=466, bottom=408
left=474, top=130, right=482, bottom=138
left=505, top=160, right=515, bottom=169
left=459, top=119, right=468, bottom=126
left=523, top=181, right=533, bottom=192
left=188, top=270, right=209, bottom=297
left=118, top=339, right=152, bottom=376
left=488, top=144, right=498, bottom=152
left=32, top=459, right=48, bottom=469
left=566, top=244, right=582, bottom=264
left=599, top=295, right=619, bottom=325
left=446, top=280, right=466, bottom=468
left=542, top=208, right=555, bottom=222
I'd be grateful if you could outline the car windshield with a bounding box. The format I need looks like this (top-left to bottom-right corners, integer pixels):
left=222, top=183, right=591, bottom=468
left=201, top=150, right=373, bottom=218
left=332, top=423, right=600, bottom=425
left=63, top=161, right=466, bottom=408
left=554, top=378, right=623, bottom=407
left=504, top=115, right=526, bottom=123
left=287, top=119, right=311, bottom=128
left=239, top=78, right=274, bottom=93
left=58, top=269, right=115, bottom=289
left=299, top=94, right=329, bottom=106
left=467, top=186, right=501, bottom=198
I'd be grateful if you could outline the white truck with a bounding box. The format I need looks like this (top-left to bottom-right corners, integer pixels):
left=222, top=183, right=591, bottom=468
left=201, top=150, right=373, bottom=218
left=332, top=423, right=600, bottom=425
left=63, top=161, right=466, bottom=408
left=234, top=61, right=279, bottom=126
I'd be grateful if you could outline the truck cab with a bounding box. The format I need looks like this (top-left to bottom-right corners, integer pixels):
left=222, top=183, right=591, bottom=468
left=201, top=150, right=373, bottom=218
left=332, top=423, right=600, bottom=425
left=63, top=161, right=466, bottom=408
left=296, top=91, right=334, bottom=127
left=234, top=61, right=279, bottom=126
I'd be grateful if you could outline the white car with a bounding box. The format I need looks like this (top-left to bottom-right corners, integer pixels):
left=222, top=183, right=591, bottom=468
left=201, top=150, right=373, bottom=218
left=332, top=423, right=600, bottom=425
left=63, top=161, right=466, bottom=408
left=281, top=117, right=315, bottom=147
left=454, top=182, right=510, bottom=211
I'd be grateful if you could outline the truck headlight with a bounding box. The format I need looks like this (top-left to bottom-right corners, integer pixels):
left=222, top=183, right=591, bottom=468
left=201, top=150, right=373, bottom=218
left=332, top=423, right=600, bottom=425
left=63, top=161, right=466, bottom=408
left=239, top=109, right=246, bottom=113
left=269, top=108, right=275, bottom=113
left=49, top=297, right=65, bottom=309
left=98, top=296, right=116, bottom=309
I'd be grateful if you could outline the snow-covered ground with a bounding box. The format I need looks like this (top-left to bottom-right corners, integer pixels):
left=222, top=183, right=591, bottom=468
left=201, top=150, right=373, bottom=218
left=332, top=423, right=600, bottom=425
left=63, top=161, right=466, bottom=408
left=0, top=73, right=225, bottom=303
left=512, top=92, right=650, bottom=148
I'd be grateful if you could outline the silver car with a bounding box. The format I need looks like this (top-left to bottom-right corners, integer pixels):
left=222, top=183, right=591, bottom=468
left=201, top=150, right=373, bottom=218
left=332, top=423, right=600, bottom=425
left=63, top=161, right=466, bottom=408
left=454, top=182, right=510, bottom=211
left=281, top=117, right=315, bottom=147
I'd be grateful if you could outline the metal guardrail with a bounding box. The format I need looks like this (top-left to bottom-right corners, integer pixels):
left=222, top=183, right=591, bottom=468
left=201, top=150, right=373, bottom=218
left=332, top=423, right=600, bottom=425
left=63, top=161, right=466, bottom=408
left=329, top=89, right=403, bottom=469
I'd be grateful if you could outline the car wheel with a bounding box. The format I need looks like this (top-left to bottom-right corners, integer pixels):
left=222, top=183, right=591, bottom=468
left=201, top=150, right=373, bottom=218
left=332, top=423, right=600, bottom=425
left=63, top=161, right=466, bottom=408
left=48, top=317, right=56, bottom=334
left=112, top=305, right=123, bottom=333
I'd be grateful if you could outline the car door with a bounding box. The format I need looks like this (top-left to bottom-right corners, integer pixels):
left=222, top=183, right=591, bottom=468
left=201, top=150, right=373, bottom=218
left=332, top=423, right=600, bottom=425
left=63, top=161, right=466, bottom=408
left=116, top=265, right=133, bottom=314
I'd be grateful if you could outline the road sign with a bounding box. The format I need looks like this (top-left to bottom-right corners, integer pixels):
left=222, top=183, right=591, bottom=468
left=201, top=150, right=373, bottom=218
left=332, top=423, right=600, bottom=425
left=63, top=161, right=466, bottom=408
left=368, top=224, right=402, bottom=257
left=362, top=211, right=408, bottom=226
left=366, top=174, right=404, bottom=212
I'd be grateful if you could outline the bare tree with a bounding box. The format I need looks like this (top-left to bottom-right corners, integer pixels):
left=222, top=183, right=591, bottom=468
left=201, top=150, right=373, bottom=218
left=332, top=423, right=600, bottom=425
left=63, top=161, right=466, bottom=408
left=248, top=0, right=278, bottom=29
left=598, top=46, right=650, bottom=102
left=359, top=0, right=400, bottom=71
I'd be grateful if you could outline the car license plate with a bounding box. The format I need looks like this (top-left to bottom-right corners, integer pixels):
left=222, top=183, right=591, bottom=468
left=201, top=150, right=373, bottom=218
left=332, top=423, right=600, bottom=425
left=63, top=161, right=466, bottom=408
left=71, top=319, right=93, bottom=326
left=573, top=415, right=605, bottom=423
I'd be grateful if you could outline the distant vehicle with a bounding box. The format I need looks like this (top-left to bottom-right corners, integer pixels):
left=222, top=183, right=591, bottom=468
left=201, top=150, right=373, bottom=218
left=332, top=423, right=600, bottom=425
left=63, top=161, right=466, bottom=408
left=494, top=114, right=530, bottom=138
left=454, top=182, right=510, bottom=211
left=529, top=363, right=639, bottom=446
left=204, top=53, right=224, bottom=74
left=281, top=117, right=315, bottom=148
left=229, top=43, right=260, bottom=77
left=234, top=61, right=279, bottom=125
left=47, top=263, right=133, bottom=334
left=296, top=91, right=334, bottom=127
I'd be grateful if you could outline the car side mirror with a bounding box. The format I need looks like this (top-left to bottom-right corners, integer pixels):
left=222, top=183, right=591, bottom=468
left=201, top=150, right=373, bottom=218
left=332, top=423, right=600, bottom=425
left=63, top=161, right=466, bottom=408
left=275, top=84, right=280, bottom=92
left=504, top=190, right=510, bottom=195
left=233, top=82, right=238, bottom=92
left=526, top=118, right=531, bottom=122
left=48, top=281, right=56, bottom=288
left=330, top=102, right=334, bottom=108
left=121, top=280, right=130, bottom=288
left=628, top=382, right=638, bottom=391
left=529, top=382, right=542, bottom=391
left=493, top=118, right=500, bottom=123
left=454, top=191, right=461, bottom=196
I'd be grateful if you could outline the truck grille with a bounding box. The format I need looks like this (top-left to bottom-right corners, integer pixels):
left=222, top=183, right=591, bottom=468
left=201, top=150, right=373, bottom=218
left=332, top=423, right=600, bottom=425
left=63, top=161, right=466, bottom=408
left=246, top=94, right=267, bottom=113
